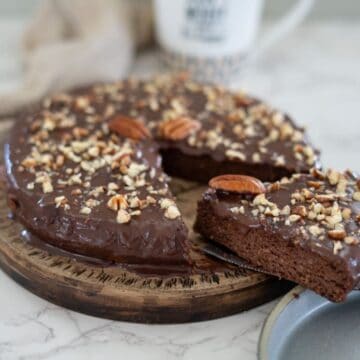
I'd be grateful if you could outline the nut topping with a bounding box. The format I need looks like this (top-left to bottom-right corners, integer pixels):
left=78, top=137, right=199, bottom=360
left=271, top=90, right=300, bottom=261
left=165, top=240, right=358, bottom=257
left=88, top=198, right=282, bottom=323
left=116, top=209, right=131, bottom=224
left=292, top=205, right=307, bottom=217
left=234, top=94, right=257, bottom=107
left=107, top=194, right=128, bottom=211
left=328, top=229, right=346, bottom=240
left=158, top=117, right=201, bottom=141
left=108, top=115, right=151, bottom=141
left=209, top=174, right=266, bottom=194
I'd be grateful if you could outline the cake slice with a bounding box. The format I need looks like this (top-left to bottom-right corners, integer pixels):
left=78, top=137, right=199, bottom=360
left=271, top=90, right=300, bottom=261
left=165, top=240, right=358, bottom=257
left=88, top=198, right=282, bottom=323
left=195, top=169, right=360, bottom=301
left=4, top=113, right=189, bottom=268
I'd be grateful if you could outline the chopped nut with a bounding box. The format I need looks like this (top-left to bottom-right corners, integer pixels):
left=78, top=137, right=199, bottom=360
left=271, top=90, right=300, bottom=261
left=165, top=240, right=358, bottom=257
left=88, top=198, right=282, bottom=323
left=342, top=208, right=352, bottom=220
left=27, top=182, right=35, bottom=190
left=252, top=153, right=261, bottom=163
left=42, top=181, right=53, bottom=193
left=253, top=194, right=269, bottom=206
left=251, top=209, right=259, bottom=217
left=108, top=182, right=119, bottom=191
left=328, top=229, right=346, bottom=240
left=302, top=188, right=314, bottom=200
left=159, top=198, right=175, bottom=209
left=336, top=178, right=348, bottom=194
left=107, top=194, right=128, bottom=211
left=80, top=206, right=91, bottom=215
left=230, top=206, right=245, bottom=214
left=326, top=214, right=343, bottom=227
left=267, top=182, right=281, bottom=192
left=225, top=149, right=246, bottom=161
left=164, top=204, right=181, bottom=219
left=289, top=214, right=301, bottom=223
left=270, top=208, right=280, bottom=217
left=313, top=203, right=323, bottom=214
left=72, top=127, right=89, bottom=138
left=55, top=195, right=67, bottom=208
left=88, top=186, right=105, bottom=198
left=127, top=162, right=147, bottom=178
left=315, top=194, right=336, bottom=203
left=75, top=96, right=90, bottom=110
left=275, top=155, right=285, bottom=166
left=333, top=241, right=343, bottom=254
left=129, top=197, right=140, bottom=208
left=22, top=158, right=37, bottom=169
left=56, top=154, right=65, bottom=167
left=308, top=225, right=324, bottom=237
left=85, top=198, right=100, bottom=208
left=307, top=180, right=323, bottom=189
left=88, top=146, right=100, bottom=157
left=353, top=192, right=360, bottom=201
left=307, top=211, right=317, bottom=220
left=116, top=209, right=131, bottom=223
left=291, top=192, right=303, bottom=202
left=71, top=188, right=82, bottom=196
left=311, top=168, right=325, bottom=180
left=146, top=196, right=156, bottom=204
left=327, top=169, right=341, bottom=185
left=292, top=205, right=307, bottom=217
left=280, top=205, right=291, bottom=216
left=344, top=236, right=359, bottom=245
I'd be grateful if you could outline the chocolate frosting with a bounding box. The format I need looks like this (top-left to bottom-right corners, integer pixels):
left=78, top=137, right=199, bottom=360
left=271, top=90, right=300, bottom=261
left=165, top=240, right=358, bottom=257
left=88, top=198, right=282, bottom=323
left=4, top=74, right=320, bottom=270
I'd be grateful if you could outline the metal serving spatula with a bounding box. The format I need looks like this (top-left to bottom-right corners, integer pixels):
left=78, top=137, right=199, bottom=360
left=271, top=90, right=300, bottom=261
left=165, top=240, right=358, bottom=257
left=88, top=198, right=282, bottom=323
left=198, top=240, right=274, bottom=276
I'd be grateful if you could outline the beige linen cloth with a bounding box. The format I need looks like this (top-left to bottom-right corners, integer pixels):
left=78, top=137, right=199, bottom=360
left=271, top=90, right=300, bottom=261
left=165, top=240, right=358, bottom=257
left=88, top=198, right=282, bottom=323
left=0, top=0, right=154, bottom=115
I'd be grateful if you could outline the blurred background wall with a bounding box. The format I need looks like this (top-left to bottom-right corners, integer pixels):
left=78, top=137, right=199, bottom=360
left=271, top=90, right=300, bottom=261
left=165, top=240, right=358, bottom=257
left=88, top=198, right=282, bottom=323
left=0, top=0, right=359, bottom=19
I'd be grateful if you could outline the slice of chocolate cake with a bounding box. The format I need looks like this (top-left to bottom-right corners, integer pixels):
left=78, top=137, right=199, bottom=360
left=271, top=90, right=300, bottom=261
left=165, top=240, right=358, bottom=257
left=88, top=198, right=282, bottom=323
left=195, top=169, right=360, bottom=301
left=4, top=74, right=320, bottom=269
left=4, top=109, right=189, bottom=267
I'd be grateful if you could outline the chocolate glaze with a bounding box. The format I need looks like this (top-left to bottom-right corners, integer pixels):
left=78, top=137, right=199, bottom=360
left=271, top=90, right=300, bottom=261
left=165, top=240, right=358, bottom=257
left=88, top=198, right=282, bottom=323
left=21, top=229, right=238, bottom=277
left=4, top=76, right=320, bottom=273
left=5, top=140, right=190, bottom=267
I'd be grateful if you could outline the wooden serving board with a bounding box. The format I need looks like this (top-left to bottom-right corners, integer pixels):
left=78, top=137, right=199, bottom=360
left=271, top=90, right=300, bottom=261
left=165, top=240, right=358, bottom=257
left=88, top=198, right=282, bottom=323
left=0, top=122, right=292, bottom=323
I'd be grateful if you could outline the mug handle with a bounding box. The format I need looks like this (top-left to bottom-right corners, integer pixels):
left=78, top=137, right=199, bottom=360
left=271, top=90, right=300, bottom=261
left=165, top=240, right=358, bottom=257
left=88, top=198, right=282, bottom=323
left=247, top=0, right=315, bottom=63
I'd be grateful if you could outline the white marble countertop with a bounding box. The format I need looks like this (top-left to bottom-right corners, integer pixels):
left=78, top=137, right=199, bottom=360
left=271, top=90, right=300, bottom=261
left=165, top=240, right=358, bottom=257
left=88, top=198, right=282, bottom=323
left=0, top=19, right=359, bottom=360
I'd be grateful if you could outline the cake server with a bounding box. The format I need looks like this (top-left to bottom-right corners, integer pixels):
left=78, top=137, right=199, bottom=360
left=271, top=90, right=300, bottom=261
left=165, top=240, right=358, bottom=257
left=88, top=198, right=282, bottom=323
left=198, top=240, right=275, bottom=276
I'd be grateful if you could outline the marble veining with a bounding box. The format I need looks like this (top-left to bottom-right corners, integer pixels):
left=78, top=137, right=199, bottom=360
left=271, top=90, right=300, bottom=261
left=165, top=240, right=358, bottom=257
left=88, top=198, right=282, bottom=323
left=0, top=21, right=360, bottom=359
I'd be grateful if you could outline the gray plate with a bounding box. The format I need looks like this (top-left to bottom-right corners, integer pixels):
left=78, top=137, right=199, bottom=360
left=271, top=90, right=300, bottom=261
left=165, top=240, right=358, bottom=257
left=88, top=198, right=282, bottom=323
left=258, top=286, right=360, bottom=360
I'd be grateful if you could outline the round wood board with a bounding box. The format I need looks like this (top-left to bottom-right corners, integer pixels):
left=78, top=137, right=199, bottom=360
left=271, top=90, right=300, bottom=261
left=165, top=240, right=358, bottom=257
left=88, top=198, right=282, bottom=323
left=0, top=123, right=292, bottom=323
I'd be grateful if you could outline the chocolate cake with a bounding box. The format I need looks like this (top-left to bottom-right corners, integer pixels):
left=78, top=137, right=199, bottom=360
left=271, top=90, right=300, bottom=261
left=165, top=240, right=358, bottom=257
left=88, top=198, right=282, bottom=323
left=195, top=169, right=360, bottom=301
left=4, top=74, right=319, bottom=269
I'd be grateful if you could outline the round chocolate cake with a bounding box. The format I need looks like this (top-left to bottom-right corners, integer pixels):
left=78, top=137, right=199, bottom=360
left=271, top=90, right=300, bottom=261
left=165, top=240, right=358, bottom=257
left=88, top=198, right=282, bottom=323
left=4, top=74, right=320, bottom=269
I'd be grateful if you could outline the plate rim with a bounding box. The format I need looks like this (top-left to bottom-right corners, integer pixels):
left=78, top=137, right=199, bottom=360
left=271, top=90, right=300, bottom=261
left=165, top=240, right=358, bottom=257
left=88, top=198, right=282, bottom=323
left=257, top=285, right=305, bottom=360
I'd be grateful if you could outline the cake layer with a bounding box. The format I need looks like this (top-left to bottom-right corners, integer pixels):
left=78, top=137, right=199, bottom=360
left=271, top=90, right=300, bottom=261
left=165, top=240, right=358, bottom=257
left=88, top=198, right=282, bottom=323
left=195, top=170, right=360, bottom=301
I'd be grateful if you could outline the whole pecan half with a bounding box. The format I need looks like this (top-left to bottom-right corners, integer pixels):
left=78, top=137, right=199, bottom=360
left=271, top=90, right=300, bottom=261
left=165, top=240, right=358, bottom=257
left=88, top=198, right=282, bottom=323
left=209, top=174, right=266, bottom=194
left=158, top=117, right=201, bottom=141
left=108, top=115, right=151, bottom=141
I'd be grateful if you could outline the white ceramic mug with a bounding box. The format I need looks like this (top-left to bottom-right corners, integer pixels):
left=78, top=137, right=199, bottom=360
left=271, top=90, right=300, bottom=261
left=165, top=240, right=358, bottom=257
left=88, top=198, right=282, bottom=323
left=154, top=0, right=314, bottom=81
